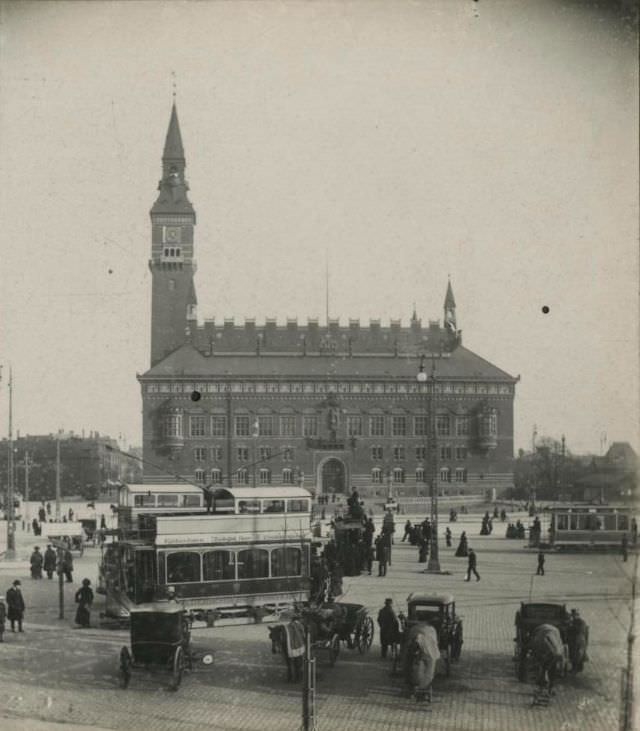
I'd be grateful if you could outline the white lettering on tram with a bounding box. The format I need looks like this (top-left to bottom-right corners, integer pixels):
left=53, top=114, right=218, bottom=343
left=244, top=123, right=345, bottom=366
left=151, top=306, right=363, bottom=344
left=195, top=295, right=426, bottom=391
left=155, top=531, right=311, bottom=546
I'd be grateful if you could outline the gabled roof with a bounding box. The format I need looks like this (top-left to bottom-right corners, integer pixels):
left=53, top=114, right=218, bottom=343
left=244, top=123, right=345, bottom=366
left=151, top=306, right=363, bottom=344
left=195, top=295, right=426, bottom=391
left=140, top=343, right=516, bottom=381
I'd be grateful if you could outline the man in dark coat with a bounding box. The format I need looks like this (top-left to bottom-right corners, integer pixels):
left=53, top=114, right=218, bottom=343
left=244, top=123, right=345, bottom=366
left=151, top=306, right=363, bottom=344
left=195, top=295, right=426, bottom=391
left=59, top=547, right=74, bottom=583
left=6, top=580, right=25, bottom=632
left=402, top=520, right=412, bottom=542
left=75, top=578, right=94, bottom=628
left=30, top=547, right=43, bottom=580
left=465, top=548, right=480, bottom=582
left=43, top=545, right=57, bottom=580
left=377, top=598, right=400, bottom=658
left=376, top=537, right=389, bottom=577
left=536, top=550, right=545, bottom=575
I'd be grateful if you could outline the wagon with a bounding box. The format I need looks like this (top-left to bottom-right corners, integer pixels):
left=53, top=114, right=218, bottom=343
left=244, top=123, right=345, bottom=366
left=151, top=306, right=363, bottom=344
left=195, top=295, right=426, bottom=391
left=513, top=602, right=571, bottom=681
left=118, top=604, right=193, bottom=691
left=331, top=602, right=375, bottom=654
left=393, top=593, right=463, bottom=677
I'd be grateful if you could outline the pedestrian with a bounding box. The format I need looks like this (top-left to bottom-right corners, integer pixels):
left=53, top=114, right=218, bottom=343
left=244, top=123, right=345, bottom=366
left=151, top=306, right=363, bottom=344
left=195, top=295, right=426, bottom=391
left=445, top=527, right=452, bottom=547
left=402, top=520, right=412, bottom=542
left=632, top=518, right=638, bottom=547
left=68, top=508, right=74, bottom=522
left=46, top=502, right=51, bottom=516
left=31, top=518, right=39, bottom=536
left=6, top=580, right=25, bottom=632
left=366, top=543, right=375, bottom=575
left=74, top=579, right=94, bottom=628
left=376, top=537, right=389, bottom=577
left=418, top=538, right=428, bottom=563
left=455, top=531, right=468, bottom=557
left=536, top=550, right=545, bottom=576
left=465, top=548, right=480, bottom=582
left=43, top=544, right=57, bottom=579
left=0, top=598, right=5, bottom=641
left=30, top=546, right=43, bottom=580
left=100, top=514, right=107, bottom=530
left=38, top=506, right=46, bottom=523
left=622, top=535, right=628, bottom=563
left=59, top=547, right=74, bottom=583
left=377, top=598, right=400, bottom=659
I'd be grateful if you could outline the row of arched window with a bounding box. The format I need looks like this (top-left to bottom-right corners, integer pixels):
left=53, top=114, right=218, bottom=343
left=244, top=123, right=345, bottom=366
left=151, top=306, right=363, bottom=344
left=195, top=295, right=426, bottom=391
left=160, top=546, right=303, bottom=584
left=194, top=468, right=296, bottom=485
left=371, top=467, right=468, bottom=484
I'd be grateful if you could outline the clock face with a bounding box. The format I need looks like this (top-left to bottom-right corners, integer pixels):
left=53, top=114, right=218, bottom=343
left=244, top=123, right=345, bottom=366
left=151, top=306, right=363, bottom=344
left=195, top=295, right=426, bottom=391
left=164, top=226, right=182, bottom=244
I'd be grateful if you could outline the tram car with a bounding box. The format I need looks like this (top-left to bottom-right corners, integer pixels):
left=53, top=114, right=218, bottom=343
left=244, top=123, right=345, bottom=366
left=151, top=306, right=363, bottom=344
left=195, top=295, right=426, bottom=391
left=100, top=484, right=313, bottom=624
left=546, top=505, right=635, bottom=550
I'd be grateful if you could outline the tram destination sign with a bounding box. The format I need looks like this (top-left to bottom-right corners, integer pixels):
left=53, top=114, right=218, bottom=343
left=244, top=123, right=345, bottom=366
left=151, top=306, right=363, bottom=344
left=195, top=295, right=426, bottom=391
left=155, top=531, right=311, bottom=546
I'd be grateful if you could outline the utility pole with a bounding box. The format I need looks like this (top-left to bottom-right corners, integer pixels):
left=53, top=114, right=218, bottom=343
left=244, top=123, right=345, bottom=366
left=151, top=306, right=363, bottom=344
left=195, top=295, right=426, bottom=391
left=6, top=367, right=16, bottom=559
left=55, top=432, right=61, bottom=522
left=24, top=450, right=30, bottom=530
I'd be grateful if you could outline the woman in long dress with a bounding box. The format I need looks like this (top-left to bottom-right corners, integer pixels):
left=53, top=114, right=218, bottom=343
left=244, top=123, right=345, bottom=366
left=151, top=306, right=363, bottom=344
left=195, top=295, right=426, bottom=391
left=75, top=579, right=94, bottom=628
left=455, top=531, right=468, bottom=557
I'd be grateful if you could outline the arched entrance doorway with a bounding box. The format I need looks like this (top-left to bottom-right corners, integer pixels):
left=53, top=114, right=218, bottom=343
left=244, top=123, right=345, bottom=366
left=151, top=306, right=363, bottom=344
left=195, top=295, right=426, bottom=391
left=321, top=458, right=346, bottom=494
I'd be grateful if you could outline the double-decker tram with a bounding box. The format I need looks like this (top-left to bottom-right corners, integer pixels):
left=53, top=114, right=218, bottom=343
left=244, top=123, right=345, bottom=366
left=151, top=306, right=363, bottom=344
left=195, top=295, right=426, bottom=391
left=100, top=484, right=312, bottom=625
left=547, top=505, right=635, bottom=550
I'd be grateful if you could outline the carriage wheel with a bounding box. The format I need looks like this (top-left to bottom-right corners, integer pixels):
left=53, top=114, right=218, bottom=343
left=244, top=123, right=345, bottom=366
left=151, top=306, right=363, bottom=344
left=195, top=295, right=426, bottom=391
left=118, top=646, right=132, bottom=689
left=169, top=646, right=184, bottom=691
left=329, top=635, right=340, bottom=666
left=357, top=616, right=374, bottom=654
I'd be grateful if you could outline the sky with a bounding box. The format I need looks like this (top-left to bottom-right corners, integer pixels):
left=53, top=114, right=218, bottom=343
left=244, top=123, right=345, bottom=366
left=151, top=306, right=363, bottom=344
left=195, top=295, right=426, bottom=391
left=0, top=0, right=638, bottom=455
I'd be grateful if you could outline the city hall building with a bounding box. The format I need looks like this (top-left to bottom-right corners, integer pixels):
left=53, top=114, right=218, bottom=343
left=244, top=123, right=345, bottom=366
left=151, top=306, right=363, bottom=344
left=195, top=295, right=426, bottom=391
left=138, top=104, right=518, bottom=498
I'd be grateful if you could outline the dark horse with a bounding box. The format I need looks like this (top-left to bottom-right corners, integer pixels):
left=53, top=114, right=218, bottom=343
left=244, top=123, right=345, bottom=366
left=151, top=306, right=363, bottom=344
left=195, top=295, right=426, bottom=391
left=268, top=621, right=305, bottom=682
left=530, top=624, right=565, bottom=693
left=567, top=615, right=589, bottom=673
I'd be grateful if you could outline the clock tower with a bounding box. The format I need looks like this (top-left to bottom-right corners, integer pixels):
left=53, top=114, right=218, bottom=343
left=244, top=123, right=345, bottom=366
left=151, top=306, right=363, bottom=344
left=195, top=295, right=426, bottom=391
left=149, top=102, right=198, bottom=366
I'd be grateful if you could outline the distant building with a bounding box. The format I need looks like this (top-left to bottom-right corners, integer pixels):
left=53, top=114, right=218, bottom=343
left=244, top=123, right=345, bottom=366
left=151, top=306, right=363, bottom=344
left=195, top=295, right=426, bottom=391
left=574, top=442, right=638, bottom=503
left=0, top=431, right=142, bottom=501
left=138, top=103, right=518, bottom=497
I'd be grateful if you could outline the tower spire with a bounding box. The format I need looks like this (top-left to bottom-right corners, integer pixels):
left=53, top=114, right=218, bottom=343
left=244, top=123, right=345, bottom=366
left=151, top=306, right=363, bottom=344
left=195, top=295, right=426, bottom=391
left=151, top=101, right=193, bottom=216
left=444, top=279, right=457, bottom=334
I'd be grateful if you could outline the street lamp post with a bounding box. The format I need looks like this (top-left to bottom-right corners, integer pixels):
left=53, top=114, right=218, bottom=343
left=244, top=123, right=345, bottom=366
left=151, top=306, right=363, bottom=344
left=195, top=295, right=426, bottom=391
left=417, top=354, right=443, bottom=574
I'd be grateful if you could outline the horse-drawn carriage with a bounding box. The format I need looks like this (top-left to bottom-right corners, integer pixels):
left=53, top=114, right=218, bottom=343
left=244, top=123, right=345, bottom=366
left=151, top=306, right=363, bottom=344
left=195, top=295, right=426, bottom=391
left=514, top=602, right=589, bottom=692
left=118, top=605, right=196, bottom=691
left=268, top=601, right=375, bottom=681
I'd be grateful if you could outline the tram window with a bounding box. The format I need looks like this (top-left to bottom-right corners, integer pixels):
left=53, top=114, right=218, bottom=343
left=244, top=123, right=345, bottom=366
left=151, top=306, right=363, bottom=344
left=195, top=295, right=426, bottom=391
left=271, top=547, right=302, bottom=577
left=238, top=500, right=260, bottom=514
left=203, top=550, right=236, bottom=581
left=237, top=548, right=269, bottom=579
left=569, top=514, right=582, bottom=530
left=603, top=514, right=617, bottom=530
left=556, top=515, right=569, bottom=530
left=157, top=494, right=179, bottom=507
left=618, top=515, right=629, bottom=531
left=182, top=495, right=201, bottom=507
left=134, top=494, right=155, bottom=507
left=166, top=551, right=201, bottom=583
left=263, top=499, right=285, bottom=513
left=287, top=499, right=309, bottom=513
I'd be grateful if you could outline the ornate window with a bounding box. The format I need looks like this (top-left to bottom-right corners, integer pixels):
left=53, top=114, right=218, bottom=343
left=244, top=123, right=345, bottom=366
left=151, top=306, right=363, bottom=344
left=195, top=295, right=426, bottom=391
left=236, top=468, right=249, bottom=485
left=194, top=469, right=205, bottom=483
left=211, top=445, right=223, bottom=461
left=282, top=468, right=294, bottom=484
left=455, top=468, right=467, bottom=483
left=440, top=467, right=451, bottom=483
left=347, top=416, right=362, bottom=437
left=303, top=416, right=318, bottom=437
left=371, top=467, right=383, bottom=484
left=235, top=415, right=250, bottom=437
left=190, top=416, right=206, bottom=437
left=415, top=446, right=427, bottom=460
left=163, top=414, right=182, bottom=437
left=236, top=447, right=249, bottom=462
left=393, top=467, right=405, bottom=483
left=259, top=468, right=271, bottom=485
left=193, top=447, right=206, bottom=462
left=456, top=415, right=470, bottom=437
left=436, top=415, right=450, bottom=436
left=371, top=446, right=383, bottom=460
left=259, top=446, right=272, bottom=462
left=455, top=446, right=467, bottom=460
left=393, top=446, right=405, bottom=461
left=392, top=416, right=407, bottom=436
left=258, top=416, right=274, bottom=436
left=416, top=468, right=426, bottom=483
left=414, top=416, right=428, bottom=436
left=440, top=445, right=452, bottom=460
left=211, top=416, right=227, bottom=437
left=370, top=416, right=385, bottom=437
left=282, top=446, right=294, bottom=462
left=210, top=469, right=223, bottom=484
left=280, top=416, right=296, bottom=437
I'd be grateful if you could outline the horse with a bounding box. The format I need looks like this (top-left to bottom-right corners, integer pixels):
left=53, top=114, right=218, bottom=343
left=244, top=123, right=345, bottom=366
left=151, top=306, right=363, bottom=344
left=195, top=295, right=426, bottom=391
left=567, top=616, right=589, bottom=672
left=268, top=620, right=305, bottom=682
left=529, top=624, right=565, bottom=693
left=403, top=624, right=440, bottom=702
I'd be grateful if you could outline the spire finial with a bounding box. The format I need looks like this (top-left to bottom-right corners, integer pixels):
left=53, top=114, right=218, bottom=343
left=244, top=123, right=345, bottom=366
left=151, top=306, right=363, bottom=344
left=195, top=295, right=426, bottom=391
left=172, top=70, right=177, bottom=101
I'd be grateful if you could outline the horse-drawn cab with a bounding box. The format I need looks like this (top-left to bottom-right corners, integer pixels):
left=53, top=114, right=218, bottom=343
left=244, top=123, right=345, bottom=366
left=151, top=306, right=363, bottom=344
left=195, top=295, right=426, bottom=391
left=395, top=593, right=463, bottom=677
left=514, top=602, right=589, bottom=685
left=118, top=604, right=195, bottom=691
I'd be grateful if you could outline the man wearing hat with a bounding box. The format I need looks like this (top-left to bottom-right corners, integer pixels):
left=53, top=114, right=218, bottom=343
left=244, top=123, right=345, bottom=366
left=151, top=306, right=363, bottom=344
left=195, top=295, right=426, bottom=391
left=30, top=546, right=43, bottom=580
left=377, top=598, right=400, bottom=659
left=43, top=545, right=57, bottom=580
left=6, top=580, right=25, bottom=632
